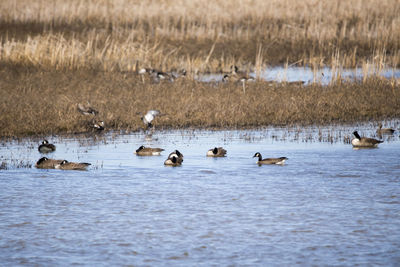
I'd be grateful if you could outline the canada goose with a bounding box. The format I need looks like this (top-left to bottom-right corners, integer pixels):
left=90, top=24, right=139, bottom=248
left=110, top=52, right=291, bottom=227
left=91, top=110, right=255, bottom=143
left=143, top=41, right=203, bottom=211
left=140, top=110, right=163, bottom=128
left=207, top=147, right=227, bottom=157
left=168, top=150, right=184, bottom=162
left=376, top=123, right=395, bottom=135
left=230, top=65, right=254, bottom=81
left=55, top=160, right=91, bottom=170
left=351, top=131, right=383, bottom=148
left=135, top=145, right=164, bottom=156
left=38, top=140, right=56, bottom=153
left=164, top=155, right=182, bottom=166
left=35, top=157, right=63, bottom=169
left=253, top=152, right=288, bottom=165
left=77, top=102, right=98, bottom=116
left=147, top=69, right=175, bottom=83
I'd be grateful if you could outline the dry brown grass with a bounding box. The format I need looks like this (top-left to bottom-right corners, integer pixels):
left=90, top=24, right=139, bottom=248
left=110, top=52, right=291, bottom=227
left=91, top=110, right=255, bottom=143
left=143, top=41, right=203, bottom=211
left=0, top=0, right=399, bottom=73
left=0, top=66, right=399, bottom=137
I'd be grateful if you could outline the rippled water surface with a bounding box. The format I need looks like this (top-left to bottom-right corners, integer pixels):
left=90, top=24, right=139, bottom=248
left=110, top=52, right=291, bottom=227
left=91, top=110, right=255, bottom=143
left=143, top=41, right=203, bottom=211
left=1, top=124, right=400, bottom=266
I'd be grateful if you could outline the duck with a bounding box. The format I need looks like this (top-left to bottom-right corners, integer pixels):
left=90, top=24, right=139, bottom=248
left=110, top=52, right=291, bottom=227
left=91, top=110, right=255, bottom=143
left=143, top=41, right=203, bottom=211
left=351, top=131, right=383, bottom=148
left=77, top=102, right=98, bottom=116
left=55, top=160, right=91, bottom=170
left=38, top=140, right=56, bottom=153
left=35, top=157, right=63, bottom=169
left=206, top=147, right=227, bottom=157
left=140, top=110, right=163, bottom=128
left=230, top=65, right=254, bottom=82
left=376, top=123, right=395, bottom=135
left=134, top=145, right=164, bottom=156
left=253, top=152, right=288, bottom=165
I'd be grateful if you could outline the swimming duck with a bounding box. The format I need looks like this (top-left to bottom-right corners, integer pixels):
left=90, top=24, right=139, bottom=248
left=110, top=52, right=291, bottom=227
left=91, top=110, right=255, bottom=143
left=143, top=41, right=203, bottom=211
left=207, top=147, right=227, bottom=157
left=55, top=160, right=91, bottom=170
left=134, top=145, right=165, bottom=156
left=351, top=131, right=383, bottom=148
left=38, top=140, right=56, bottom=153
left=253, top=152, right=288, bottom=165
left=164, top=156, right=182, bottom=166
left=77, top=102, right=98, bottom=116
left=35, top=157, right=63, bottom=169
left=376, top=123, right=395, bottom=135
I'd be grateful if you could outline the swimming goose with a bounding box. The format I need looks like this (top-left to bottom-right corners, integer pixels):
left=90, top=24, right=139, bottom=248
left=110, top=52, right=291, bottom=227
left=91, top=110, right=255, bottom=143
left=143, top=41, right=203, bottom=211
left=35, top=157, right=63, bottom=169
left=141, top=110, right=163, bottom=128
left=55, top=160, right=91, bottom=170
left=77, top=102, right=98, bottom=116
left=164, top=155, right=182, bottom=166
left=168, top=150, right=184, bottom=162
left=38, top=140, right=56, bottom=153
left=253, top=152, right=288, bottom=165
left=376, top=123, right=395, bottom=135
left=134, top=145, right=164, bottom=156
left=207, top=147, right=227, bottom=157
left=351, top=131, right=383, bottom=148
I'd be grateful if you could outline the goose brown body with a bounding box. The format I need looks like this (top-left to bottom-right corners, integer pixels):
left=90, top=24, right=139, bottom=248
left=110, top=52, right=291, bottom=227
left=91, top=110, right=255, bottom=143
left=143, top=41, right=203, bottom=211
left=55, top=160, right=91, bottom=170
left=207, top=147, right=227, bottom=157
left=35, top=157, right=63, bottom=169
left=253, top=152, right=288, bottom=165
left=38, top=140, right=56, bottom=153
left=351, top=131, right=383, bottom=148
left=135, top=145, right=165, bottom=156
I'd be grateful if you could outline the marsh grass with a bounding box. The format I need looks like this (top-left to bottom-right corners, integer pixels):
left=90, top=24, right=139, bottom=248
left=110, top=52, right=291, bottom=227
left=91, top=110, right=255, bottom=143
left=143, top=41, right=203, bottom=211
left=0, top=0, right=399, bottom=73
left=0, top=67, right=399, bottom=137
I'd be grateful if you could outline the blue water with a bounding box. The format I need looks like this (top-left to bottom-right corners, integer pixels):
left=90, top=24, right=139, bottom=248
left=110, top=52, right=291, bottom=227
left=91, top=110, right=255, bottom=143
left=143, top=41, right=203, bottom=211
left=0, top=124, right=399, bottom=266
left=198, top=66, right=400, bottom=85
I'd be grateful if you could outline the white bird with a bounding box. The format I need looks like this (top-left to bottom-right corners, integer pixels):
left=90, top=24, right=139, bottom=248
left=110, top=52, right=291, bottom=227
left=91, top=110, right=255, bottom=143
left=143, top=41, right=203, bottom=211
left=141, top=110, right=162, bottom=128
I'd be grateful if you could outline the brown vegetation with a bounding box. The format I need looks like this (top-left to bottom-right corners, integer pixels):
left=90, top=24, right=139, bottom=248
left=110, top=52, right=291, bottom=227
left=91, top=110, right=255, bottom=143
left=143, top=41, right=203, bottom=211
left=0, top=0, right=399, bottom=73
left=0, top=67, right=399, bottom=137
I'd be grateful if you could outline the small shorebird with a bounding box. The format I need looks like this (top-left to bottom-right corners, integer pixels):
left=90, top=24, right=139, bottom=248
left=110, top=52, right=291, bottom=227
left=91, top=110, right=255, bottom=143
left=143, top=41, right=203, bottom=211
left=77, top=102, right=98, bottom=116
left=206, top=147, right=227, bottom=157
left=35, top=157, right=63, bottom=169
left=351, top=131, right=383, bottom=148
left=134, top=145, right=164, bottom=156
left=376, top=123, right=395, bottom=135
left=38, top=140, right=56, bottom=153
left=55, top=160, right=91, bottom=170
left=253, top=152, right=288, bottom=165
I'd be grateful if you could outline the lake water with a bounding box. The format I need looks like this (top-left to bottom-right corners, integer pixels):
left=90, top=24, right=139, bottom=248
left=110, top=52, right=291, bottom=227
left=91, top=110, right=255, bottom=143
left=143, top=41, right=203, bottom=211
left=198, top=66, right=400, bottom=85
left=1, top=123, right=400, bottom=266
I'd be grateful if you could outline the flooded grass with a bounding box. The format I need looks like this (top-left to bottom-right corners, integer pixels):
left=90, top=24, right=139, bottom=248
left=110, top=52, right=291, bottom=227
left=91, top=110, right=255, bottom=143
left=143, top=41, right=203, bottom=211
left=0, top=67, right=399, bottom=137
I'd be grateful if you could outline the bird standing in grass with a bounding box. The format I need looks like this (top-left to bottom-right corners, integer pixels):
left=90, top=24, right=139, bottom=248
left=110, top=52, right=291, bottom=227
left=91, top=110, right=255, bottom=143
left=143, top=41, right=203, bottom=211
left=77, top=102, right=98, bottom=116
left=140, top=110, right=163, bottom=129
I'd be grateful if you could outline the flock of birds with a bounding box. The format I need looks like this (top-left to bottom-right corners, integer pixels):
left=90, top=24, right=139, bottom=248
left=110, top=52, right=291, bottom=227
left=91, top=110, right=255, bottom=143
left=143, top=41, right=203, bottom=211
left=34, top=124, right=395, bottom=170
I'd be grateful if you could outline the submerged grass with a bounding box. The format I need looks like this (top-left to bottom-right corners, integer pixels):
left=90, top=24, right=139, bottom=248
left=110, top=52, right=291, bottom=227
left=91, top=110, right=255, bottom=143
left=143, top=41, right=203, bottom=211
left=0, top=67, right=399, bottom=137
